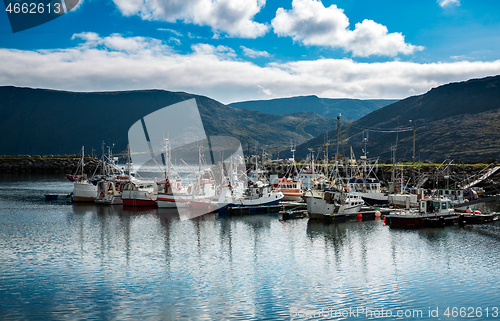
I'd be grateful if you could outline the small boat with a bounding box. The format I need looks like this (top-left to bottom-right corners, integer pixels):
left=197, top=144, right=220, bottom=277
left=277, top=178, right=303, bottom=202
left=306, top=189, right=365, bottom=220
left=388, top=197, right=458, bottom=229
left=217, top=180, right=284, bottom=212
left=44, top=193, right=59, bottom=201
left=95, top=178, right=128, bottom=205
left=347, top=177, right=389, bottom=206
left=458, top=211, right=497, bottom=224
left=121, top=180, right=158, bottom=207
left=68, top=147, right=99, bottom=202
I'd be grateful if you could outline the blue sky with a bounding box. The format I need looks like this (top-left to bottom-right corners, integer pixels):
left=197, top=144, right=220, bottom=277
left=1, top=0, right=500, bottom=104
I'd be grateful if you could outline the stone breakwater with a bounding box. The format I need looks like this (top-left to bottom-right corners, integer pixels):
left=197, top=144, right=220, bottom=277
left=0, top=155, right=100, bottom=174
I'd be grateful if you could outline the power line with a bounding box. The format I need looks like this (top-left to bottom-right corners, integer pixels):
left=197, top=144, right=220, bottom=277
left=348, top=124, right=414, bottom=133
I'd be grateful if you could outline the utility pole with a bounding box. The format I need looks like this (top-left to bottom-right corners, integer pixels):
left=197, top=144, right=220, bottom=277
left=336, top=114, right=341, bottom=162
left=410, top=120, right=416, bottom=163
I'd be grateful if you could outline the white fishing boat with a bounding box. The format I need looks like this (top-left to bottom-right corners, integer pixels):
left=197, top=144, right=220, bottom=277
left=122, top=179, right=158, bottom=207
left=347, top=177, right=388, bottom=206
left=307, top=189, right=365, bottom=220
left=69, top=147, right=98, bottom=202
left=157, top=178, right=191, bottom=208
left=218, top=180, right=284, bottom=212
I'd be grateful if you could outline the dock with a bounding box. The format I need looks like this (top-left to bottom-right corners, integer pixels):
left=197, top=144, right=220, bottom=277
left=221, top=201, right=307, bottom=216
left=308, top=207, right=392, bottom=222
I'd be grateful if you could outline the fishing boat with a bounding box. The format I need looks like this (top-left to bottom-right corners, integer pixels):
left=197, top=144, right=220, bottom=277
left=218, top=181, right=284, bottom=212
left=157, top=141, right=217, bottom=209
left=69, top=147, right=98, bottom=202
left=347, top=177, right=388, bottom=206
left=121, top=179, right=158, bottom=207
left=94, top=144, right=129, bottom=205
left=458, top=211, right=498, bottom=224
left=277, top=178, right=303, bottom=201
left=388, top=197, right=457, bottom=229
left=275, top=144, right=305, bottom=202
left=95, top=177, right=128, bottom=205
left=307, top=189, right=365, bottom=220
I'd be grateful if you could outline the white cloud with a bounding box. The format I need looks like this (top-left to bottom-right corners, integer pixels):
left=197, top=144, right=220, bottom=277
left=158, top=28, right=183, bottom=37
left=1, top=33, right=500, bottom=104
left=438, top=0, right=460, bottom=8
left=271, top=0, right=423, bottom=57
left=240, top=46, right=271, bottom=58
left=112, top=0, right=269, bottom=38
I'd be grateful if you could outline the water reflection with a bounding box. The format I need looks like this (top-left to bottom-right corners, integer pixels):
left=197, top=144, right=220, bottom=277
left=1, top=175, right=500, bottom=320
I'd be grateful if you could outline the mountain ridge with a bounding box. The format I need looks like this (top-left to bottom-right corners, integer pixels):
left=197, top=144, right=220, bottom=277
left=285, top=75, right=500, bottom=162
left=228, top=95, right=398, bottom=120
left=0, top=86, right=336, bottom=156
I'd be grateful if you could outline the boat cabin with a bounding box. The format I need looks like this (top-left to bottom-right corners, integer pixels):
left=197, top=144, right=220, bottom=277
left=347, top=177, right=382, bottom=193
left=420, top=198, right=453, bottom=214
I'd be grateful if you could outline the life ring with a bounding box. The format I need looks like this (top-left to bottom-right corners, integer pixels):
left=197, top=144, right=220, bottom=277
left=194, top=185, right=200, bottom=191
left=99, top=191, right=104, bottom=198
left=187, top=186, right=192, bottom=194
left=177, top=185, right=182, bottom=191
left=344, top=185, right=349, bottom=192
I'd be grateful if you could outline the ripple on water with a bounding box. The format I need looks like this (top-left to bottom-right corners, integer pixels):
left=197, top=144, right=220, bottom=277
left=1, top=175, right=500, bottom=319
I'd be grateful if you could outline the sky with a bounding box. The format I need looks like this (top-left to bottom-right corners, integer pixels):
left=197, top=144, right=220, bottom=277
left=1, top=0, right=500, bottom=104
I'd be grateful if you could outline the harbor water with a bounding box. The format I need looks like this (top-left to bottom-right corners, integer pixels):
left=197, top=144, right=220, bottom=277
left=1, top=174, right=500, bottom=320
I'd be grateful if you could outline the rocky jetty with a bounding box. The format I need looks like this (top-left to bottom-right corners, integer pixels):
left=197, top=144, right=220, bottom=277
left=0, top=155, right=100, bottom=174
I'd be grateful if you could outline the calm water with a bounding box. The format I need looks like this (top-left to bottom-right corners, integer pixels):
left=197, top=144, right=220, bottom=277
left=1, top=174, right=500, bottom=320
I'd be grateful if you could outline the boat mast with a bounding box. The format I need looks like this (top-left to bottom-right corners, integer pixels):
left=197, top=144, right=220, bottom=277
left=126, top=144, right=131, bottom=179
left=80, top=146, right=85, bottom=177
left=101, top=141, right=105, bottom=177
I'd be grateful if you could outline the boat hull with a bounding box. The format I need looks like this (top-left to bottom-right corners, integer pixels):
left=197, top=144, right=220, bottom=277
left=389, top=215, right=424, bottom=229
left=122, top=190, right=157, bottom=207
left=95, top=195, right=123, bottom=205
left=122, top=199, right=157, bottom=207
left=157, top=193, right=191, bottom=208
left=73, top=182, right=98, bottom=203
left=361, top=195, right=389, bottom=206
left=282, top=194, right=304, bottom=202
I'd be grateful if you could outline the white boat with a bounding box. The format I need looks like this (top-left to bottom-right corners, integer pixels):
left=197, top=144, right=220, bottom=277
left=307, top=189, right=365, bottom=220
left=69, top=147, right=98, bottom=203
left=347, top=177, right=388, bottom=206
left=157, top=141, right=217, bottom=209
left=73, top=179, right=98, bottom=202
left=435, top=188, right=476, bottom=211
left=95, top=176, right=129, bottom=205
left=122, top=179, right=158, bottom=207
left=217, top=180, right=284, bottom=212
left=389, top=188, right=425, bottom=208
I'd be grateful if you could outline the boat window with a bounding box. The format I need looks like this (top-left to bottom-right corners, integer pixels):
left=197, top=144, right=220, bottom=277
left=421, top=202, right=425, bottom=210
left=442, top=202, right=447, bottom=209
left=434, top=202, right=440, bottom=210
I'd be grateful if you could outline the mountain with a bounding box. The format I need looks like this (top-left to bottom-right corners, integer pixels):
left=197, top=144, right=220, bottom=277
left=228, top=95, right=398, bottom=120
left=0, top=87, right=336, bottom=156
left=287, top=75, right=500, bottom=162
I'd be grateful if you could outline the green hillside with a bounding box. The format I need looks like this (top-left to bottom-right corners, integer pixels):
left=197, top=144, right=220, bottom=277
left=0, top=87, right=336, bottom=156
left=288, top=75, right=500, bottom=162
